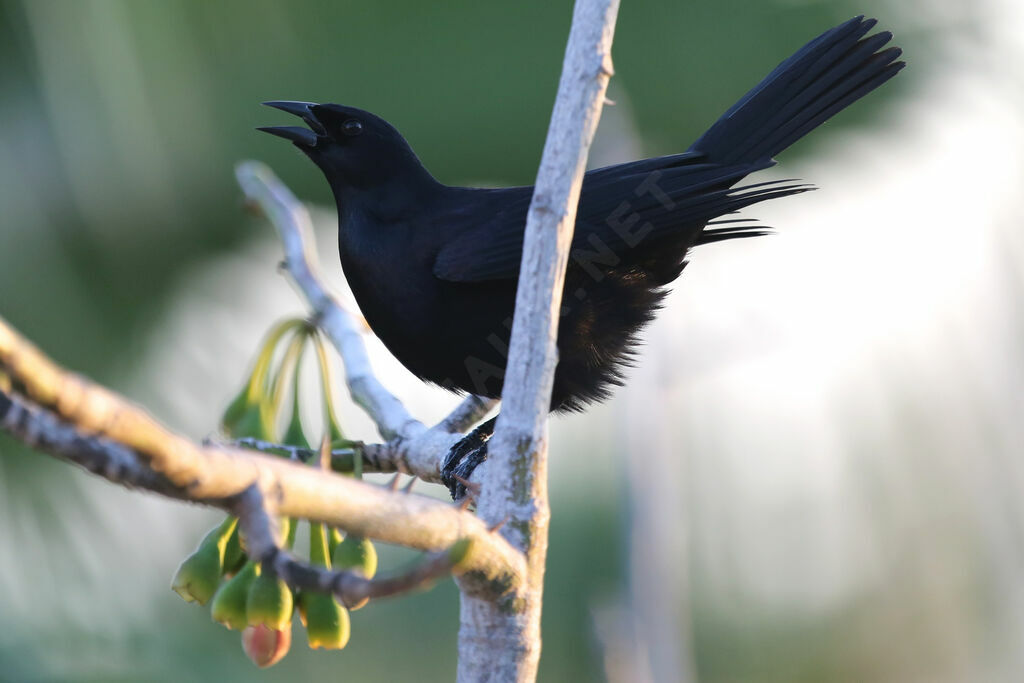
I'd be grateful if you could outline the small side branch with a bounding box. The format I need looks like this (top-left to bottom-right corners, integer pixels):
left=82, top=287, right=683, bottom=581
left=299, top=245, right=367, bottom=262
left=441, top=395, right=499, bottom=434
left=236, top=485, right=465, bottom=607
left=275, top=544, right=464, bottom=608
left=235, top=161, right=495, bottom=483
left=223, top=437, right=361, bottom=472
left=236, top=160, right=422, bottom=442
left=224, top=428, right=473, bottom=485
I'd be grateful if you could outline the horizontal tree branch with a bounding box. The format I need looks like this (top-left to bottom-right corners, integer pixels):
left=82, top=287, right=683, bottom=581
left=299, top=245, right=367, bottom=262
left=0, top=389, right=187, bottom=498
left=1, top=391, right=469, bottom=605
left=0, top=316, right=525, bottom=601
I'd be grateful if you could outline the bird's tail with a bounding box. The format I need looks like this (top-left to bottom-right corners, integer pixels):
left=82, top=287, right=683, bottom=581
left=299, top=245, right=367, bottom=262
left=687, top=16, right=904, bottom=165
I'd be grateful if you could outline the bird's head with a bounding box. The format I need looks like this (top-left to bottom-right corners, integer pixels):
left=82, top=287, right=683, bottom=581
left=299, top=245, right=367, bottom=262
left=259, top=101, right=433, bottom=193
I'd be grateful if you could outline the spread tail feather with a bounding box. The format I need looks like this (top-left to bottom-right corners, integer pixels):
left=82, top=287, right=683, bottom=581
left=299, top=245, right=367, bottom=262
left=687, top=16, right=904, bottom=165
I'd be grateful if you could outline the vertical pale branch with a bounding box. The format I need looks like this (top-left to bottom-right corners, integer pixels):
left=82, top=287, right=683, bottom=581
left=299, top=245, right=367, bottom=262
left=456, top=0, right=620, bottom=681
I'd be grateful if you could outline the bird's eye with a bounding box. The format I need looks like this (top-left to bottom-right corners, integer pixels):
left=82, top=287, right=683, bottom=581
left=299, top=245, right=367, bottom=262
left=342, top=119, right=364, bottom=136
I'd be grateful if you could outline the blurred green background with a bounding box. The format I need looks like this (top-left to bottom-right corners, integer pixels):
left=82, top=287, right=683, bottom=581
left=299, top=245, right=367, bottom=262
left=4, top=0, right=1023, bottom=681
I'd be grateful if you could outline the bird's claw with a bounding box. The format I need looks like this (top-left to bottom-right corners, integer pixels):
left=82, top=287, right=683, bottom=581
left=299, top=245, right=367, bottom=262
left=441, top=417, right=496, bottom=500
left=441, top=438, right=489, bottom=501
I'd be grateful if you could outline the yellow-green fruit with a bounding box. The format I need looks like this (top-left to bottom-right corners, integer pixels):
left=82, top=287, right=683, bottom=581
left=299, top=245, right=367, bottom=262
left=309, top=522, right=330, bottom=567
left=328, top=529, right=343, bottom=558
left=211, top=561, right=257, bottom=630
left=246, top=564, right=294, bottom=630
left=332, top=535, right=377, bottom=579
left=296, top=591, right=309, bottom=628
left=327, top=416, right=346, bottom=449
left=220, top=375, right=276, bottom=441
left=280, top=353, right=310, bottom=449
left=170, top=516, right=238, bottom=605
left=332, top=534, right=376, bottom=610
left=281, top=408, right=309, bottom=449
left=303, top=593, right=351, bottom=650
left=221, top=317, right=304, bottom=439
left=225, top=400, right=277, bottom=441
left=223, top=523, right=245, bottom=576
left=170, top=541, right=221, bottom=605
left=220, top=383, right=251, bottom=435
left=282, top=516, right=297, bottom=550
left=299, top=521, right=352, bottom=643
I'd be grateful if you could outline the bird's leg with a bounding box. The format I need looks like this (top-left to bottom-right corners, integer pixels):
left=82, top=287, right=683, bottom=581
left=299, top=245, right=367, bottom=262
left=441, top=416, right=497, bottom=500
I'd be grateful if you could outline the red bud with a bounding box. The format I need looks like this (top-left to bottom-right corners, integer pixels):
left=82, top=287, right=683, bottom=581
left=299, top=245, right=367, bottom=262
left=241, top=623, right=292, bottom=668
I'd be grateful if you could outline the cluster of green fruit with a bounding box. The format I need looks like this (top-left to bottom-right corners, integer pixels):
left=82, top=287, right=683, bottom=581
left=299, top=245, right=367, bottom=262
left=170, top=319, right=378, bottom=667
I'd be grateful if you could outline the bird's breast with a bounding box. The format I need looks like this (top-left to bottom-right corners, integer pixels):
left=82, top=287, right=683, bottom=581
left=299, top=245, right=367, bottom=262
left=337, top=213, right=441, bottom=344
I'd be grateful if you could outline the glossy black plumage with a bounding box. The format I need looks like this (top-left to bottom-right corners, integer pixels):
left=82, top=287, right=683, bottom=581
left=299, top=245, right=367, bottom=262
left=260, top=16, right=903, bottom=418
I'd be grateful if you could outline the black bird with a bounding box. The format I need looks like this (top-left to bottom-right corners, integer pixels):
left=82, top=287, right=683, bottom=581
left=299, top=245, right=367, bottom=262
left=260, top=16, right=904, bottom=498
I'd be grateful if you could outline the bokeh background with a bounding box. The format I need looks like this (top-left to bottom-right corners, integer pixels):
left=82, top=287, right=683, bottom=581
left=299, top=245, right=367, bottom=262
left=2, top=0, right=1022, bottom=680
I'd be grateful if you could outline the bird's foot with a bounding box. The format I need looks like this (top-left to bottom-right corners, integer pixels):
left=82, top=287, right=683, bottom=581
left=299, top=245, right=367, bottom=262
left=441, top=416, right=496, bottom=500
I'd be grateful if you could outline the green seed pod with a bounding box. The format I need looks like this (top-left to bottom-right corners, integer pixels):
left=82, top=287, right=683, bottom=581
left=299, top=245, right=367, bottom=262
left=299, top=522, right=351, bottom=649
left=170, top=540, right=221, bottom=605
left=296, top=591, right=310, bottom=628
left=171, top=516, right=238, bottom=605
left=221, top=318, right=304, bottom=439
left=332, top=534, right=378, bottom=579
left=311, top=333, right=357, bottom=466
left=280, top=354, right=310, bottom=450
left=226, top=400, right=278, bottom=441
left=326, top=409, right=346, bottom=450
left=211, top=561, right=257, bottom=630
left=332, top=533, right=377, bottom=610
left=220, top=386, right=250, bottom=434
left=246, top=563, right=294, bottom=631
left=309, top=522, right=330, bottom=567
left=223, top=522, right=245, bottom=576
left=281, top=408, right=309, bottom=450
left=269, top=330, right=309, bottom=445
left=282, top=516, right=297, bottom=550
left=303, top=593, right=351, bottom=650
left=328, top=528, right=343, bottom=558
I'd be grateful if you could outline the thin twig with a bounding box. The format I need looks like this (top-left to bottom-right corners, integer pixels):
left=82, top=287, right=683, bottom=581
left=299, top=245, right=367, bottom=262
left=224, top=436, right=359, bottom=468
left=236, top=162, right=494, bottom=447
left=232, top=483, right=459, bottom=607
left=441, top=395, right=499, bottom=434
left=236, top=161, right=422, bottom=443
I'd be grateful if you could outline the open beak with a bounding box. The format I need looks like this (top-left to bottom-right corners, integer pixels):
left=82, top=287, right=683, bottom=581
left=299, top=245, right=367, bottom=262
left=258, top=101, right=325, bottom=147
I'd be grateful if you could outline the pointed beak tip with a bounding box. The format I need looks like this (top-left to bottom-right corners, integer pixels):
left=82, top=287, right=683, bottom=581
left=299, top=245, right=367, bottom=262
left=256, top=125, right=319, bottom=147
left=261, top=100, right=328, bottom=137
left=261, top=100, right=317, bottom=116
